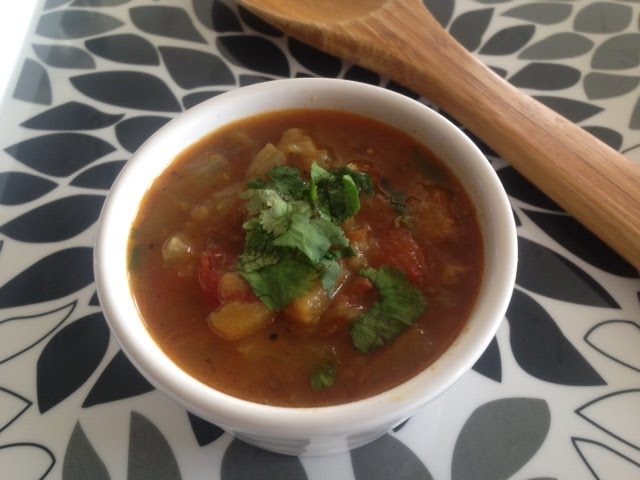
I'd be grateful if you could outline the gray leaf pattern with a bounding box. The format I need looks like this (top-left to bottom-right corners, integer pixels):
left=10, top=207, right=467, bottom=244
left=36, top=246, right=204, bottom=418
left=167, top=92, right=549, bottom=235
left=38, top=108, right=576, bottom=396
left=128, top=412, right=181, bottom=480
left=519, top=33, right=593, bottom=60
left=63, top=423, right=110, bottom=480
left=451, top=398, right=550, bottom=480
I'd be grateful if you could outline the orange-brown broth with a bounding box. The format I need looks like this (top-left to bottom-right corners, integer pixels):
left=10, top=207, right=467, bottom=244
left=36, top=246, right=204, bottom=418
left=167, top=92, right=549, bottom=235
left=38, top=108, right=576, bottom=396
left=128, top=109, right=484, bottom=407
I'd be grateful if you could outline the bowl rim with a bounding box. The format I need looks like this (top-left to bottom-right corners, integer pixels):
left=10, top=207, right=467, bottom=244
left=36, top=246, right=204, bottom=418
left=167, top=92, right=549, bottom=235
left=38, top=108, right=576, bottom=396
left=94, top=77, right=517, bottom=437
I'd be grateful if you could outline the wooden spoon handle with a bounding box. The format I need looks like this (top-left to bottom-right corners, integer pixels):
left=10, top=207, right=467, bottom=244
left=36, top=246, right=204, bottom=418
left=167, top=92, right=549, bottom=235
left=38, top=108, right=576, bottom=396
left=296, top=0, right=640, bottom=268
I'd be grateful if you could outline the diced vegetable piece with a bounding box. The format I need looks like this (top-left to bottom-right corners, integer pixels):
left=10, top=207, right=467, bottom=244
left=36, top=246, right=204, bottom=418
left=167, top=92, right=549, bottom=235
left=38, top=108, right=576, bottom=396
left=190, top=183, right=244, bottom=225
left=277, top=128, right=332, bottom=170
left=408, top=185, right=458, bottom=242
left=218, top=272, right=252, bottom=302
left=162, top=233, right=193, bottom=262
left=184, top=153, right=230, bottom=186
left=246, top=143, right=286, bottom=178
left=207, top=301, right=276, bottom=340
left=284, top=282, right=331, bottom=326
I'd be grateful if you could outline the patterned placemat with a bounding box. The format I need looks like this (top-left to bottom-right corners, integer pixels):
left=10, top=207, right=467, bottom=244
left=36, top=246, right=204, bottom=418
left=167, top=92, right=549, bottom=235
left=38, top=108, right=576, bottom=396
left=1, top=1, right=639, bottom=478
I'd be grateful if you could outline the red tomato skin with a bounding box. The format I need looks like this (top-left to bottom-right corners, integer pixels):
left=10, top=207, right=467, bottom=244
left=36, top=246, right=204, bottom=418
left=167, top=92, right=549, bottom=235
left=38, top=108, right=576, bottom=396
left=374, top=228, right=429, bottom=284
left=198, top=247, right=235, bottom=309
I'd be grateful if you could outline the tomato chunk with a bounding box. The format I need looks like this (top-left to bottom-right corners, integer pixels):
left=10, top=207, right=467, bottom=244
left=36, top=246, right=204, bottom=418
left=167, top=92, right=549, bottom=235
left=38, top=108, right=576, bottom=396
left=198, top=246, right=237, bottom=308
left=373, top=228, right=429, bottom=284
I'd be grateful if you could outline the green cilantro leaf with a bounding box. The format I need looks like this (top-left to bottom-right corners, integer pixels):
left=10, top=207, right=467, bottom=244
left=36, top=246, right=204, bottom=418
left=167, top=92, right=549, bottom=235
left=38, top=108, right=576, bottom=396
left=350, top=267, right=428, bottom=353
left=310, top=163, right=372, bottom=223
left=238, top=162, right=373, bottom=311
left=241, top=259, right=319, bottom=311
left=268, top=165, right=308, bottom=200
left=311, top=363, right=336, bottom=390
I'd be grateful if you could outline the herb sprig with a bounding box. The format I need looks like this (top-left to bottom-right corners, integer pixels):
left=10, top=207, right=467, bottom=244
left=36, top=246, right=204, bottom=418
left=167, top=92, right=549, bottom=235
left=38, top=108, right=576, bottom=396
left=350, top=267, right=428, bottom=353
left=237, top=164, right=371, bottom=311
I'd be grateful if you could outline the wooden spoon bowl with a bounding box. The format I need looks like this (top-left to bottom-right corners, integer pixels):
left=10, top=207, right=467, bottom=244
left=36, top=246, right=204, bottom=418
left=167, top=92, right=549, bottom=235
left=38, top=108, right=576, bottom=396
left=239, top=0, right=640, bottom=269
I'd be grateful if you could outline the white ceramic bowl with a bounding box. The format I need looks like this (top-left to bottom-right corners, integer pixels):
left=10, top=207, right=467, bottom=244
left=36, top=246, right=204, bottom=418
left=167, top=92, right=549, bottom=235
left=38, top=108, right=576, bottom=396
left=94, top=78, right=517, bottom=456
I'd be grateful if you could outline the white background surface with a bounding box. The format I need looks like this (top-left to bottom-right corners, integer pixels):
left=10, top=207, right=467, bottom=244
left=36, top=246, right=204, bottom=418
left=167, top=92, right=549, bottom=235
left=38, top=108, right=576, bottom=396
left=0, top=0, right=39, bottom=100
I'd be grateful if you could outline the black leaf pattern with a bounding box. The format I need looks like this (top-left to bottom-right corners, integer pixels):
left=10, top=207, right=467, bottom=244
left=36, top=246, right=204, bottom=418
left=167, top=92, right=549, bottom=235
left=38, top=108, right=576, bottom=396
left=63, top=422, right=110, bottom=480
left=33, top=44, right=96, bottom=69
left=533, top=96, right=603, bottom=123
left=582, top=125, right=623, bottom=150
left=585, top=320, right=640, bottom=373
left=239, top=74, right=271, bottom=86
left=392, top=418, right=410, bottom=432
left=0, top=172, right=57, bottom=206
left=238, top=5, right=283, bottom=36
left=344, top=65, right=380, bottom=85
left=507, top=289, right=606, bottom=386
left=451, top=398, right=550, bottom=480
left=0, top=387, right=32, bottom=433
left=83, top=350, right=154, bottom=408
left=221, top=439, right=308, bottom=479
left=522, top=209, right=637, bottom=278
left=424, top=0, right=455, bottom=27
left=71, top=71, right=181, bottom=112
left=37, top=313, right=110, bottom=413
left=129, top=6, right=206, bottom=43
left=449, top=8, right=494, bottom=51
left=288, top=38, right=342, bottom=77
left=187, top=412, right=224, bottom=447
left=90, top=291, right=100, bottom=306
left=5, top=133, right=115, bottom=177
left=516, top=236, right=620, bottom=307
left=210, top=0, right=242, bottom=32
left=70, top=160, right=126, bottom=189
left=573, top=437, right=640, bottom=478
left=576, top=390, right=640, bottom=451
left=128, top=412, right=181, bottom=480
left=159, top=46, right=235, bottom=89
left=0, top=443, right=55, bottom=479
left=479, top=25, right=536, bottom=55
left=182, top=91, right=224, bottom=109
left=217, top=35, right=290, bottom=77
left=115, top=116, right=171, bottom=153
left=510, top=63, right=581, bottom=90
left=385, top=80, right=420, bottom=100
left=0, top=247, right=94, bottom=309
left=36, top=10, right=124, bottom=39
left=21, top=101, right=123, bottom=130
left=0, top=194, right=104, bottom=243
left=86, top=34, right=159, bottom=65
left=472, top=336, right=502, bottom=382
left=496, top=166, right=561, bottom=211
left=13, top=59, right=52, bottom=105
left=351, top=434, right=433, bottom=480
left=0, top=301, right=75, bottom=365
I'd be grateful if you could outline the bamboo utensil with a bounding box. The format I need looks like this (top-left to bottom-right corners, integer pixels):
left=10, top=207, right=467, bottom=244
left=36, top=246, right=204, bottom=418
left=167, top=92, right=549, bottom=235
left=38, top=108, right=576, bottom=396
left=238, top=0, right=640, bottom=269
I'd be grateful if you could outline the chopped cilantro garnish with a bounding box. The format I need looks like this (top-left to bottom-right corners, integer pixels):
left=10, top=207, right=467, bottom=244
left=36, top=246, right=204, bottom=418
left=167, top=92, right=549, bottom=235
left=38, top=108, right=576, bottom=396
left=310, top=163, right=373, bottom=223
left=241, top=259, right=319, bottom=311
left=350, top=267, right=428, bottom=353
left=237, top=162, right=372, bottom=311
left=311, top=363, right=336, bottom=390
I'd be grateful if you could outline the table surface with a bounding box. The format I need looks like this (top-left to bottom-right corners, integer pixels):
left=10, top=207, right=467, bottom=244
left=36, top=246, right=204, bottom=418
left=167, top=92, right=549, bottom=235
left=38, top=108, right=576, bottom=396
left=1, top=1, right=640, bottom=479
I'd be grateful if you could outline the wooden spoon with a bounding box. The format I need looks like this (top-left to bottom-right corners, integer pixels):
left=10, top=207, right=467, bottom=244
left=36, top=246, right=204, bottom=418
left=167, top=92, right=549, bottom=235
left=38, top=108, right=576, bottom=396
left=238, top=0, right=640, bottom=270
